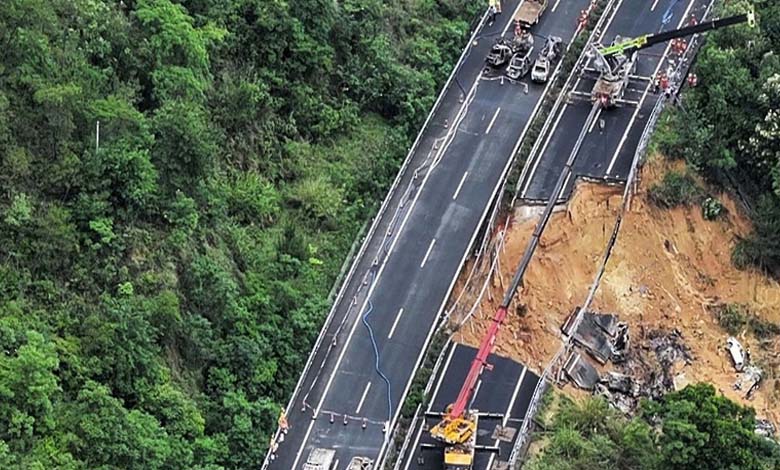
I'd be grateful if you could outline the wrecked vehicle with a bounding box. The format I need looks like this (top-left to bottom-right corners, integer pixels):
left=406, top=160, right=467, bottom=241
left=726, top=337, right=746, bottom=371
left=487, top=33, right=533, bottom=68
left=531, top=36, right=563, bottom=83
left=506, top=49, right=534, bottom=80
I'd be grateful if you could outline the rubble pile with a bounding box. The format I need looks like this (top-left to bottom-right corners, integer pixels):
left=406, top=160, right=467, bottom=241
left=562, top=309, right=698, bottom=413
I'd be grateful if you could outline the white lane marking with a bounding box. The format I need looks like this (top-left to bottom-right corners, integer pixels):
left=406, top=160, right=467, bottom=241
left=403, top=419, right=427, bottom=470
left=486, top=366, right=529, bottom=470
left=431, top=344, right=457, bottom=402
left=521, top=102, right=569, bottom=196
left=503, top=366, right=528, bottom=427
left=453, top=171, right=469, bottom=200
left=485, top=107, right=502, bottom=134
left=388, top=308, right=405, bottom=339
left=472, top=379, right=484, bottom=404
left=420, top=238, right=437, bottom=268
left=651, top=0, right=661, bottom=11
left=356, top=382, right=372, bottom=414
left=606, top=0, right=697, bottom=176
left=552, top=0, right=562, bottom=12
left=588, top=106, right=602, bottom=133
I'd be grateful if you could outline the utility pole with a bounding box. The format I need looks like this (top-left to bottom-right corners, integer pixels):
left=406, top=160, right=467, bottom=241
left=95, top=120, right=100, bottom=153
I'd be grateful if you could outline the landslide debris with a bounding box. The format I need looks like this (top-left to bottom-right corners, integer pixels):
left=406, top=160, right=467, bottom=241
left=451, top=155, right=780, bottom=425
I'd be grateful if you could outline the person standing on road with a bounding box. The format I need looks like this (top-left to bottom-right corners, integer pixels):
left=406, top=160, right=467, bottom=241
left=488, top=0, right=501, bottom=24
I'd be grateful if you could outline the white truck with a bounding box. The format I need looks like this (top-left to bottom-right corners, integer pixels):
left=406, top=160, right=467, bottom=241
left=303, top=448, right=336, bottom=470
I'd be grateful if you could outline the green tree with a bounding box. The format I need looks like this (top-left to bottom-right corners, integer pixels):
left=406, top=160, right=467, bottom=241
left=643, top=383, right=780, bottom=470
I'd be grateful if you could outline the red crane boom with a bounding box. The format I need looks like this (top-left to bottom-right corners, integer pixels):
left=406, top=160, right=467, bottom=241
left=448, top=306, right=508, bottom=418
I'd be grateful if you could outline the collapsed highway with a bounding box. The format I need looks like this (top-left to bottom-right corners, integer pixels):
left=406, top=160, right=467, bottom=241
left=397, top=0, right=746, bottom=468
left=264, top=0, right=734, bottom=467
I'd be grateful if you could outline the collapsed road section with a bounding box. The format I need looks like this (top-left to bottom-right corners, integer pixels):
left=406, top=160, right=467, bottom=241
left=265, top=0, right=595, bottom=467
left=397, top=1, right=756, bottom=468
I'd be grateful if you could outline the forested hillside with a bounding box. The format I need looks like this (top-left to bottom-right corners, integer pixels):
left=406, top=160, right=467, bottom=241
left=0, top=0, right=480, bottom=468
left=526, top=385, right=780, bottom=470
left=657, top=0, right=780, bottom=275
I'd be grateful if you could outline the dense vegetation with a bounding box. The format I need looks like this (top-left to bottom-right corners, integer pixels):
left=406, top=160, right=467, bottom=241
left=527, top=384, right=780, bottom=470
left=656, top=0, right=780, bottom=275
left=0, top=0, right=482, bottom=467
left=648, top=170, right=703, bottom=208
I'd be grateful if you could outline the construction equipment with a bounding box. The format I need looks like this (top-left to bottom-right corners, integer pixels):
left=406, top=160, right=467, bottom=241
left=599, top=10, right=754, bottom=58
left=531, top=36, right=563, bottom=83
left=515, top=0, right=548, bottom=28
left=429, top=285, right=519, bottom=467
left=577, top=9, right=754, bottom=107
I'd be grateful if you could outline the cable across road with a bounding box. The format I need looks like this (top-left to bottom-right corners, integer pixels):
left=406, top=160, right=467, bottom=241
left=361, top=297, right=394, bottom=423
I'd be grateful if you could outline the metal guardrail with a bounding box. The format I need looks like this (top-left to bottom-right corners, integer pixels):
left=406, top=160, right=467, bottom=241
left=507, top=1, right=715, bottom=465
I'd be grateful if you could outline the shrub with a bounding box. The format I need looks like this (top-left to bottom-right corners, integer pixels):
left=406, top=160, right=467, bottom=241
left=648, top=171, right=703, bottom=208
left=701, top=196, right=724, bottom=220
left=712, top=303, right=747, bottom=335
left=711, top=303, right=780, bottom=340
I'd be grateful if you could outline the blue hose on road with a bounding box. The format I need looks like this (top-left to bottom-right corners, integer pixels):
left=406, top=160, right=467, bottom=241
left=361, top=299, right=393, bottom=423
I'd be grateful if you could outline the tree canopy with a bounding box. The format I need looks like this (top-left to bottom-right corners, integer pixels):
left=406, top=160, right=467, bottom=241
left=0, top=0, right=481, bottom=467
left=527, top=384, right=780, bottom=470
left=655, top=0, right=780, bottom=274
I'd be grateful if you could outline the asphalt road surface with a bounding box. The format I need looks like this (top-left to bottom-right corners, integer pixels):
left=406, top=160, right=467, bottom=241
left=400, top=344, right=540, bottom=470
left=520, top=0, right=710, bottom=202
left=266, top=1, right=591, bottom=468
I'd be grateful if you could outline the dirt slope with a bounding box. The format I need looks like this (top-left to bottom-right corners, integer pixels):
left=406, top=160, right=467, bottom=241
left=452, top=155, right=780, bottom=422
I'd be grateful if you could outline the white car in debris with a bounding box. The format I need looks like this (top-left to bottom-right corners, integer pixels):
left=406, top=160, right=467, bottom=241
left=726, top=337, right=746, bottom=372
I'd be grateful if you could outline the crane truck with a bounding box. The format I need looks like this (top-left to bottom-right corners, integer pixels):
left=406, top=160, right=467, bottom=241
left=578, top=9, right=754, bottom=107
left=429, top=274, right=521, bottom=468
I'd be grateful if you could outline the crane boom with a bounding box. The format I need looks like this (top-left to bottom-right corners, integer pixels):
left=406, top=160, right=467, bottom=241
left=599, top=10, right=754, bottom=58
